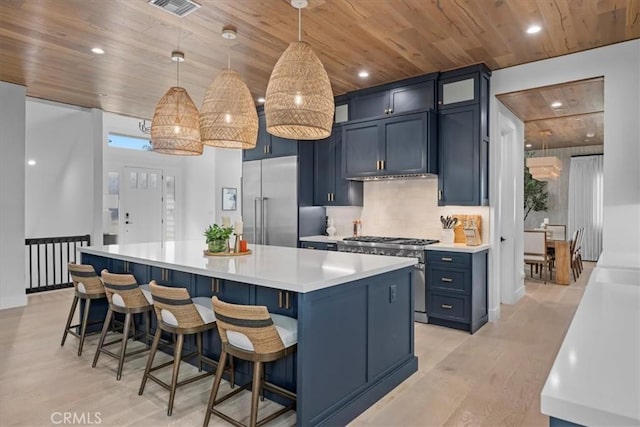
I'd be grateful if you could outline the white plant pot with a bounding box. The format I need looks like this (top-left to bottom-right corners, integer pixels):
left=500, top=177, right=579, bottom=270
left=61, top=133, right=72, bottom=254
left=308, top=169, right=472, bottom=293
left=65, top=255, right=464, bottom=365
left=441, top=229, right=455, bottom=244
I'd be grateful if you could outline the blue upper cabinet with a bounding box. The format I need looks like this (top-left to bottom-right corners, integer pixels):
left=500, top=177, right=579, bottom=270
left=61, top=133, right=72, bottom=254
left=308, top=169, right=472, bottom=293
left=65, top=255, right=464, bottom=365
left=437, top=64, right=490, bottom=206
left=342, top=110, right=437, bottom=179
left=350, top=78, right=436, bottom=120
left=314, top=124, right=363, bottom=206
left=243, top=110, right=298, bottom=161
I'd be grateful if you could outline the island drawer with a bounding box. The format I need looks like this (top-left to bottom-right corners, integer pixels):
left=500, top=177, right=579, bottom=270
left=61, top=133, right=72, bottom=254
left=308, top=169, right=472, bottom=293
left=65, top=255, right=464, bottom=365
left=426, top=251, right=471, bottom=268
left=427, top=267, right=469, bottom=294
left=428, top=292, right=468, bottom=322
left=299, top=241, right=337, bottom=251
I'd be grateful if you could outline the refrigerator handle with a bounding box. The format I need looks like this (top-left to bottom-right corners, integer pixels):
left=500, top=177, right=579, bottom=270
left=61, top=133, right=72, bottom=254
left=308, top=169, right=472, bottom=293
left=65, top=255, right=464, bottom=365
left=254, top=197, right=261, bottom=244
left=262, top=197, right=268, bottom=245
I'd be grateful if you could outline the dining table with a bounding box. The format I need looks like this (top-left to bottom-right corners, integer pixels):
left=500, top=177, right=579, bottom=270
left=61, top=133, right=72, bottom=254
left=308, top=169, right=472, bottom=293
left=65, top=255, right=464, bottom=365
left=547, top=239, right=571, bottom=285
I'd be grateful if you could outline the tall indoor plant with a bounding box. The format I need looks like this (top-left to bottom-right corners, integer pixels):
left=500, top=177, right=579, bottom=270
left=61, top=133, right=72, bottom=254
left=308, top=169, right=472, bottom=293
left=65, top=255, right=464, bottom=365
left=524, top=152, right=549, bottom=220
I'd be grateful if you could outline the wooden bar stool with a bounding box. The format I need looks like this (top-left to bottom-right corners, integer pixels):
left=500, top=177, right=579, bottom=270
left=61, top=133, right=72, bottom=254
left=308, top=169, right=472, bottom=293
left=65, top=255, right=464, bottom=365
left=139, top=281, right=234, bottom=416
left=203, top=296, right=297, bottom=427
left=61, top=263, right=107, bottom=356
left=92, top=270, right=153, bottom=380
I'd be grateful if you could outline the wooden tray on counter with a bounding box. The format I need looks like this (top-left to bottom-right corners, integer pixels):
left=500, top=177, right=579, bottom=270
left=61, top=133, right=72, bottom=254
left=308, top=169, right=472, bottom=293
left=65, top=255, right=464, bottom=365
left=203, top=249, right=252, bottom=257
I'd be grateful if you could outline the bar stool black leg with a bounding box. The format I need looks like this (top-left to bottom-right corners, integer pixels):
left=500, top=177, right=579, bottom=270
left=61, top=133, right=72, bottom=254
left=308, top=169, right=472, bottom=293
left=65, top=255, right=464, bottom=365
left=249, top=361, right=263, bottom=427
left=93, top=308, right=113, bottom=368
left=61, top=295, right=79, bottom=347
left=78, top=298, right=92, bottom=356
left=139, top=329, right=162, bottom=396
left=167, top=333, right=184, bottom=416
left=203, top=350, right=227, bottom=427
left=116, top=313, right=132, bottom=381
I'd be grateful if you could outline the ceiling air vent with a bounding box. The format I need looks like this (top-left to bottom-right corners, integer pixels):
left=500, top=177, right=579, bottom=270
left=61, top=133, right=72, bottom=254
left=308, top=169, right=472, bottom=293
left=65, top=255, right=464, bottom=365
left=148, top=0, right=201, bottom=17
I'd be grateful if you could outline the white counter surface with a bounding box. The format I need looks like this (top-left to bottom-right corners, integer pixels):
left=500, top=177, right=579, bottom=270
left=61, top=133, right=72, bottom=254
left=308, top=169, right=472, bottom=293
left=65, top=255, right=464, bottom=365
left=541, top=266, right=640, bottom=426
left=299, top=235, right=349, bottom=243
left=79, top=241, right=416, bottom=293
left=424, top=243, right=491, bottom=253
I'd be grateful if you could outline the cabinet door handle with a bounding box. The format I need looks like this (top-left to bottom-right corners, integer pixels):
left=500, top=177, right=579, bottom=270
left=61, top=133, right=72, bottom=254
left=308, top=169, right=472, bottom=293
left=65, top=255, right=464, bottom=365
left=442, top=257, right=453, bottom=262
left=327, top=193, right=330, bottom=202
left=389, top=108, right=393, bottom=114
left=263, top=146, right=266, bottom=154
left=376, top=160, right=380, bottom=170
left=441, top=277, right=453, bottom=283
left=438, top=190, right=443, bottom=200
left=441, top=304, right=453, bottom=309
left=331, top=193, right=335, bottom=201
left=211, top=278, right=221, bottom=293
left=278, top=291, right=283, bottom=308
left=381, top=160, right=385, bottom=170
left=285, top=291, right=291, bottom=309
left=307, top=246, right=316, bottom=250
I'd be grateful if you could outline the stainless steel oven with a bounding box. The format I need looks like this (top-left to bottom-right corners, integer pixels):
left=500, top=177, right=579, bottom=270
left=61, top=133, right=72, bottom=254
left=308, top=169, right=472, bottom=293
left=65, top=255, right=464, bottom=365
left=337, top=236, right=438, bottom=323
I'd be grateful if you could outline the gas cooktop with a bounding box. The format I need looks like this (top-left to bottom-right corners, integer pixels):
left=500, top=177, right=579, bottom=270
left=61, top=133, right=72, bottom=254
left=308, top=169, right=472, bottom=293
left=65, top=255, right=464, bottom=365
left=339, top=236, right=439, bottom=252
left=342, top=236, right=439, bottom=246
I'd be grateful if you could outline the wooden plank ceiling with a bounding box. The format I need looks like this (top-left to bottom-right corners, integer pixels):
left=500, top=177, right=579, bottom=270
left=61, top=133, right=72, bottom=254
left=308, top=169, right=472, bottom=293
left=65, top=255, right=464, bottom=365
left=0, top=0, right=637, bottom=121
left=497, top=77, right=604, bottom=150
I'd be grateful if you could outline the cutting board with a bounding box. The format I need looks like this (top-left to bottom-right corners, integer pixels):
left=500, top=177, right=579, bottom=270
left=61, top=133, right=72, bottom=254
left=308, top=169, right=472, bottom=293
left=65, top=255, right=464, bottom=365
left=452, top=214, right=482, bottom=244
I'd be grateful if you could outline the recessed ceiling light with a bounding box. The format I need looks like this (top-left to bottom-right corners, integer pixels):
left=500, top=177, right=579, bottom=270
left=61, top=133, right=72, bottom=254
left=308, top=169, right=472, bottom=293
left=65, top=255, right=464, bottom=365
left=358, top=70, right=369, bottom=78
left=91, top=47, right=105, bottom=54
left=27, top=159, right=36, bottom=166
left=257, top=97, right=265, bottom=103
left=586, top=132, right=595, bottom=138
left=525, top=143, right=532, bottom=148
left=551, top=101, right=563, bottom=108
left=98, top=93, right=107, bottom=97
left=526, top=24, right=542, bottom=34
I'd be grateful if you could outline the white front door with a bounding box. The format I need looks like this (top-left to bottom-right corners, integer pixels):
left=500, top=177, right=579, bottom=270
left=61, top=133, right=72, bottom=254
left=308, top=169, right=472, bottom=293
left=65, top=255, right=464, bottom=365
left=121, top=167, right=163, bottom=244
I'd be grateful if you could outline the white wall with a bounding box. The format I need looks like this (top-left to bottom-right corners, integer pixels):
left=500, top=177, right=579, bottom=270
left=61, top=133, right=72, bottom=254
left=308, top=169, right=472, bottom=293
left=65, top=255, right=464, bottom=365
left=492, top=39, right=640, bottom=270
left=215, top=148, right=243, bottom=225
left=0, top=82, right=27, bottom=309
left=25, top=99, right=95, bottom=238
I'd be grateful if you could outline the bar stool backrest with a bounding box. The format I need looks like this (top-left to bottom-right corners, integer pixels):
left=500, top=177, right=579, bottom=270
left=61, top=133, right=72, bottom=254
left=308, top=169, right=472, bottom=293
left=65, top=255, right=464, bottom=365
left=68, top=262, right=104, bottom=295
left=101, top=270, right=149, bottom=308
left=212, top=296, right=284, bottom=354
left=149, top=281, right=204, bottom=328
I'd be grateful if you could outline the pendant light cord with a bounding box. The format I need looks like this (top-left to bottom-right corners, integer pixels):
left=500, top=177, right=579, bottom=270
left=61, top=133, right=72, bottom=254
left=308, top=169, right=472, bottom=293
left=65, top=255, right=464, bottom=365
left=176, top=58, right=180, bottom=88
left=298, top=7, right=301, bottom=41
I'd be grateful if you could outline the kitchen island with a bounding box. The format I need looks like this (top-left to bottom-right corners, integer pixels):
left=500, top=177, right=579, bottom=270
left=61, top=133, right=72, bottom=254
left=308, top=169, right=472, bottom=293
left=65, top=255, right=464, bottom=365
left=79, top=241, right=418, bottom=426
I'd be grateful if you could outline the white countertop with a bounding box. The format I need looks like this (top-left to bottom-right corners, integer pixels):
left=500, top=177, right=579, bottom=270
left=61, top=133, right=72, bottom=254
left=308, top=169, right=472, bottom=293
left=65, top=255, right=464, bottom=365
left=299, top=235, right=349, bottom=243
left=541, top=266, right=640, bottom=426
left=424, top=242, right=491, bottom=253
left=79, top=240, right=416, bottom=293
left=300, top=236, right=491, bottom=253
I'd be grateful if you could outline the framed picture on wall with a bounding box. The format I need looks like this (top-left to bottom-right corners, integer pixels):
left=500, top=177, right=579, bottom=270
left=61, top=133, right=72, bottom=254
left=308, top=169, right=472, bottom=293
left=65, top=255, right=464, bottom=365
left=222, top=187, right=237, bottom=211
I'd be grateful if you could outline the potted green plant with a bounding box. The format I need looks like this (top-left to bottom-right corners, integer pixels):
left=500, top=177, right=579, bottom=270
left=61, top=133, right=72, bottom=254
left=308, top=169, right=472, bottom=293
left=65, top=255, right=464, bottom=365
left=204, top=224, right=234, bottom=253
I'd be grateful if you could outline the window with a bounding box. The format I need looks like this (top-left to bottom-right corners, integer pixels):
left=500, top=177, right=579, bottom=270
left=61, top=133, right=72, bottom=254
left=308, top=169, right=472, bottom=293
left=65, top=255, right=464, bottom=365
left=108, top=133, right=153, bottom=151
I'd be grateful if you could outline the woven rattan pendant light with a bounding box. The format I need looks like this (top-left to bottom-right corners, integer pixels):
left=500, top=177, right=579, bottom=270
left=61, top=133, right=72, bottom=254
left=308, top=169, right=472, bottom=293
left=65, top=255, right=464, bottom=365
left=200, top=28, right=258, bottom=149
left=151, top=51, right=203, bottom=156
left=264, top=0, right=334, bottom=140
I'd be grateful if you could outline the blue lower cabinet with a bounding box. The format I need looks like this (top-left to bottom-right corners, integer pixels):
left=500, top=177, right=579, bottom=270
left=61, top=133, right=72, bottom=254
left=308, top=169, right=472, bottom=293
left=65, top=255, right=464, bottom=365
left=299, top=241, right=337, bottom=251
left=426, top=250, right=488, bottom=333
left=255, top=286, right=297, bottom=317
left=110, top=259, right=148, bottom=284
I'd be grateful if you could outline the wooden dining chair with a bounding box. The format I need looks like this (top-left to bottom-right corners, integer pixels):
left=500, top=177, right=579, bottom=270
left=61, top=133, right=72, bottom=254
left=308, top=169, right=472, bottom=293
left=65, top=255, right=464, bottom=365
left=569, top=229, right=580, bottom=281
left=546, top=225, right=566, bottom=241
left=524, top=230, right=552, bottom=284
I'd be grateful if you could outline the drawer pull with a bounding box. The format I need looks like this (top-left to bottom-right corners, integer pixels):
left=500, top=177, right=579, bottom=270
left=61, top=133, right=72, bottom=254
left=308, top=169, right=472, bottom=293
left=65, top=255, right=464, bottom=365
left=211, top=278, right=221, bottom=293
left=441, top=257, right=453, bottom=262
left=441, top=277, right=453, bottom=283
left=441, top=304, right=453, bottom=309
left=278, top=291, right=283, bottom=308
left=284, top=291, right=291, bottom=309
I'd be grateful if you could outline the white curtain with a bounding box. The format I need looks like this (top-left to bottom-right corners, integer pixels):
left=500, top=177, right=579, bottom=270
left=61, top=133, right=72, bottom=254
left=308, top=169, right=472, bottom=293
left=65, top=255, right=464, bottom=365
left=568, top=155, right=604, bottom=261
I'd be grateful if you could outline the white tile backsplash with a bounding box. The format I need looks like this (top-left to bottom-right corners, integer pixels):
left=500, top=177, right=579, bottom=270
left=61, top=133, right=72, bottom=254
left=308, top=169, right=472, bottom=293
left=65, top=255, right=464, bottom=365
left=326, top=178, right=490, bottom=242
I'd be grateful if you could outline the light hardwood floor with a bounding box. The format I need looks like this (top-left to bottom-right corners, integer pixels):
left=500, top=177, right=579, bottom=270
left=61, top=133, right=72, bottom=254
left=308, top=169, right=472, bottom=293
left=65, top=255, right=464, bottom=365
left=0, top=263, right=592, bottom=427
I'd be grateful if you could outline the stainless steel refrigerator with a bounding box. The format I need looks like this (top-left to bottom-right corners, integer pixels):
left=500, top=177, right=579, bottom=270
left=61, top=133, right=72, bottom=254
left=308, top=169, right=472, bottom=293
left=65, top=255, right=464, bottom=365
left=242, top=156, right=299, bottom=247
